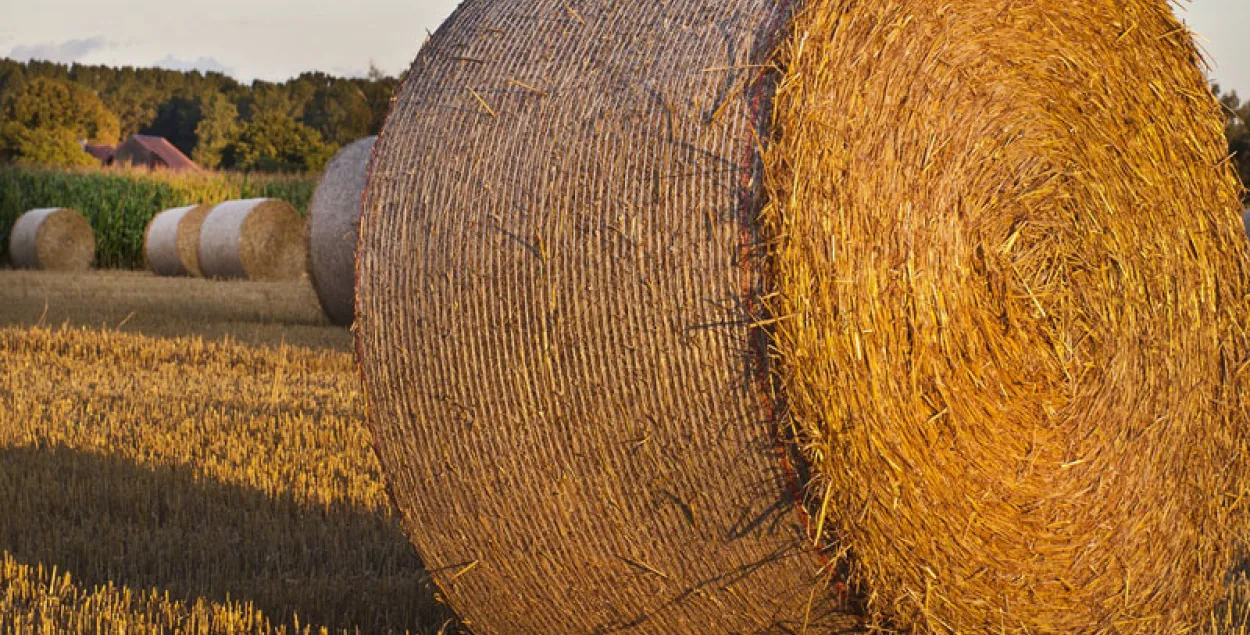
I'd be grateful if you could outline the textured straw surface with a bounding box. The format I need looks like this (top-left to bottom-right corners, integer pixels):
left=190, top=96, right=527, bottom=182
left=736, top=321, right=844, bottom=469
left=356, top=1, right=859, bottom=634
left=144, top=205, right=211, bottom=277
left=762, top=1, right=1250, bottom=632
left=309, top=136, right=376, bottom=326
left=199, top=199, right=306, bottom=281
left=9, top=208, right=95, bottom=271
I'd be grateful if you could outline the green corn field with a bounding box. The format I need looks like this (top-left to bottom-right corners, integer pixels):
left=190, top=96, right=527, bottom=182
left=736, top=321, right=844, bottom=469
left=0, top=166, right=316, bottom=269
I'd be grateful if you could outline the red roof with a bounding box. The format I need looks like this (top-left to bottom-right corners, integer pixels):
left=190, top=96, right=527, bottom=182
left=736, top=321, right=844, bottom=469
left=122, top=135, right=202, bottom=172
left=83, top=144, right=115, bottom=162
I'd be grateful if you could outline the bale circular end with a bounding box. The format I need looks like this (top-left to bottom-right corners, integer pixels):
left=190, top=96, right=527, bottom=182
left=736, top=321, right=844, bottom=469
left=762, top=1, right=1250, bottom=631
left=308, top=136, right=376, bottom=326
left=144, top=205, right=212, bottom=277
left=199, top=199, right=306, bottom=281
left=9, top=208, right=95, bottom=272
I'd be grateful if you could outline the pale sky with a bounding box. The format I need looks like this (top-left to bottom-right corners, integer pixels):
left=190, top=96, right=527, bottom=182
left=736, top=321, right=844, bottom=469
left=0, top=1, right=1246, bottom=94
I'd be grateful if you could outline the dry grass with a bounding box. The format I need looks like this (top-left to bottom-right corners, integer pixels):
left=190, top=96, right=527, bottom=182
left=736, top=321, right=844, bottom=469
left=0, top=270, right=351, bottom=351
left=762, top=1, right=1250, bottom=632
left=0, top=324, right=456, bottom=634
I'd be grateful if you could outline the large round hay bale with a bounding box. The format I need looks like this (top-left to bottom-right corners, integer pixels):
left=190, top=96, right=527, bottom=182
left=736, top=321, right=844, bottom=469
left=760, top=2, right=1249, bottom=631
left=144, top=205, right=211, bottom=277
left=308, top=136, right=376, bottom=326
left=9, top=208, right=95, bottom=271
left=357, top=1, right=1250, bottom=634
left=198, top=199, right=306, bottom=281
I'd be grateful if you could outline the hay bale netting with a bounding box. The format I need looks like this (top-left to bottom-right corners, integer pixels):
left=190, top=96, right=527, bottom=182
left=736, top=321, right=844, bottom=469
left=198, top=199, right=306, bottom=281
left=143, top=205, right=211, bottom=277
left=357, top=1, right=1250, bottom=634
left=308, top=136, right=376, bottom=325
left=9, top=208, right=95, bottom=271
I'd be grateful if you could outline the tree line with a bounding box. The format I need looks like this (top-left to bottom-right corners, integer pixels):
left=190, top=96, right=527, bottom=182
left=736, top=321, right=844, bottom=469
left=2, top=56, right=1249, bottom=190
left=0, top=58, right=398, bottom=173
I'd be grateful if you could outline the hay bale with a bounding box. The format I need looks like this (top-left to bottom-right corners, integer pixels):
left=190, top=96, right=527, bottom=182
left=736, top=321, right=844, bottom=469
left=198, top=199, right=306, bottom=281
left=1243, top=209, right=1250, bottom=239
left=144, top=205, right=211, bottom=277
left=760, top=1, right=1250, bottom=632
left=356, top=3, right=852, bottom=634
left=9, top=208, right=95, bottom=271
left=357, top=1, right=1250, bottom=634
left=308, top=136, right=376, bottom=326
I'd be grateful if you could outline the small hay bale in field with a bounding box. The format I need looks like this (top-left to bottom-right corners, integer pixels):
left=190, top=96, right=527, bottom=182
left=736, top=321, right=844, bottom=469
left=357, top=1, right=1250, bottom=634
left=198, top=199, right=306, bottom=281
left=143, top=205, right=211, bottom=277
left=308, top=136, right=376, bottom=326
left=9, top=208, right=95, bottom=271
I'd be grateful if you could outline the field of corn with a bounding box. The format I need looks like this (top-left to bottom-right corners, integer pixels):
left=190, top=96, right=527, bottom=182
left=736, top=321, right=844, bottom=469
left=2, top=269, right=1250, bottom=634
left=0, top=166, right=316, bottom=269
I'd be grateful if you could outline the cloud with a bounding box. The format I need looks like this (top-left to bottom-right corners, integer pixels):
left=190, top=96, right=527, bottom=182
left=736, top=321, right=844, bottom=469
left=330, top=66, right=368, bottom=79
left=8, top=37, right=110, bottom=63
left=151, top=55, right=235, bottom=76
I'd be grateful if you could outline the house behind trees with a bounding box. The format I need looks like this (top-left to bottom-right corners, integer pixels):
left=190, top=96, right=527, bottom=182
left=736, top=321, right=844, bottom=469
left=110, top=135, right=202, bottom=172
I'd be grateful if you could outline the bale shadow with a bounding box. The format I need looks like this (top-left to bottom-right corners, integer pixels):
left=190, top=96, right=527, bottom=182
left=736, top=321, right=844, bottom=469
left=0, top=444, right=457, bottom=634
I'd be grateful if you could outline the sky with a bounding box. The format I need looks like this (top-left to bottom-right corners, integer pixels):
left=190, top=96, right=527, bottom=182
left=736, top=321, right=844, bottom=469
left=0, top=1, right=1246, bottom=93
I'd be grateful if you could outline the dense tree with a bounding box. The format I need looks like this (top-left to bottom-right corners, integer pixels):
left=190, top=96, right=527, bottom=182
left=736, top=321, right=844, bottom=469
left=192, top=93, right=240, bottom=169
left=1214, top=85, right=1250, bottom=199
left=0, top=125, right=97, bottom=167
left=0, top=76, right=119, bottom=166
left=5, top=77, right=120, bottom=143
left=0, top=58, right=398, bottom=172
left=222, top=111, right=336, bottom=173
left=143, top=95, right=202, bottom=156
left=302, top=79, right=373, bottom=146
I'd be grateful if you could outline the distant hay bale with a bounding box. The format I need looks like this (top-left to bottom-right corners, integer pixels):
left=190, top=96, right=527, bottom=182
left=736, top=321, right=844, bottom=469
left=308, top=136, right=376, bottom=326
left=9, top=208, right=95, bottom=271
left=198, top=199, right=306, bottom=281
left=356, top=1, right=1250, bottom=634
left=143, top=205, right=211, bottom=277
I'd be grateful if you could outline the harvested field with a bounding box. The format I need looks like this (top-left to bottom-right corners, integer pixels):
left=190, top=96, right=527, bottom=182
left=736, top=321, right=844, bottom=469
left=0, top=270, right=350, bottom=351
left=0, top=324, right=455, bottom=634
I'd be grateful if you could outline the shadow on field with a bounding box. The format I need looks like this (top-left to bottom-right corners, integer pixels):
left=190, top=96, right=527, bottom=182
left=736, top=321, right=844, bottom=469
left=0, top=445, right=458, bottom=634
left=0, top=270, right=353, bottom=351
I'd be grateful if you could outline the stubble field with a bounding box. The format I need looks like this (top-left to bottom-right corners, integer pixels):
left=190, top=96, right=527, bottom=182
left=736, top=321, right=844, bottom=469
left=0, top=270, right=453, bottom=634
left=1, top=269, right=1250, bottom=634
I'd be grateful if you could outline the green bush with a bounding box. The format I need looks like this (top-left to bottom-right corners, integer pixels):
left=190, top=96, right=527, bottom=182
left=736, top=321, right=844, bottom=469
left=0, top=165, right=315, bottom=269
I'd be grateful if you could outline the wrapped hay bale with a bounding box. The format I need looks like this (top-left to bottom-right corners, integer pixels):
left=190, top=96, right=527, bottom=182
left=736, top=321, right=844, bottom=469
left=9, top=208, right=95, bottom=271
left=357, top=1, right=1250, bottom=634
left=198, top=199, right=306, bottom=281
left=143, top=205, right=211, bottom=277
left=308, top=136, right=377, bottom=326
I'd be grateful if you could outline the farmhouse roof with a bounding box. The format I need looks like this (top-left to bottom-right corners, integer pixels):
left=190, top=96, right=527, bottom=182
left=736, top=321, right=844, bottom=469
left=127, top=135, right=202, bottom=172
left=83, top=144, right=115, bottom=162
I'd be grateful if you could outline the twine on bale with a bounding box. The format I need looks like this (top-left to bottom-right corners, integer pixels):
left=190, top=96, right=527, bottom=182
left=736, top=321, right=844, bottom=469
left=308, top=136, right=376, bottom=326
left=9, top=208, right=95, bottom=272
left=198, top=199, right=306, bottom=281
left=761, top=1, right=1250, bottom=632
left=356, top=1, right=856, bottom=633
left=144, top=205, right=211, bottom=277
